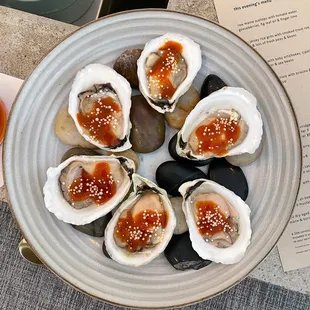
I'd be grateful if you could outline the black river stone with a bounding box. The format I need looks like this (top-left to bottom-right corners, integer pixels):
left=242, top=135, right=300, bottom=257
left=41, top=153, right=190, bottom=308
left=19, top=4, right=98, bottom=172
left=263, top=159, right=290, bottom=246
left=168, top=133, right=213, bottom=167
left=200, top=74, right=227, bottom=99
left=207, top=158, right=249, bottom=201
left=156, top=161, right=207, bottom=196
left=165, top=232, right=212, bottom=270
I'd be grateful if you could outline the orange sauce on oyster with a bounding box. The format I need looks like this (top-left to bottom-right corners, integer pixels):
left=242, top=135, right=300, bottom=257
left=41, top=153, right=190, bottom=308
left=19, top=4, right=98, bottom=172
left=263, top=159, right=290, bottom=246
left=196, top=200, right=234, bottom=236
left=0, top=99, right=7, bottom=144
left=77, top=96, right=121, bottom=147
left=148, top=40, right=184, bottom=100
left=68, top=162, right=116, bottom=205
left=115, top=209, right=167, bottom=252
left=195, top=115, right=241, bottom=156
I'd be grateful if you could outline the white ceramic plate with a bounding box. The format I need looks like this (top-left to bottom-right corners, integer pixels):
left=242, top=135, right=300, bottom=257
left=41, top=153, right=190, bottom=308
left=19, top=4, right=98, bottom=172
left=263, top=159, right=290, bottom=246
left=4, top=10, right=301, bottom=308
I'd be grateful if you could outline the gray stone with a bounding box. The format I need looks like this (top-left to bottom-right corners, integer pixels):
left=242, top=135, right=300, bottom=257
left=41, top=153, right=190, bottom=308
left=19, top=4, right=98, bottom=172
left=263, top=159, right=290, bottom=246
left=168, top=0, right=218, bottom=22
left=0, top=6, right=76, bottom=79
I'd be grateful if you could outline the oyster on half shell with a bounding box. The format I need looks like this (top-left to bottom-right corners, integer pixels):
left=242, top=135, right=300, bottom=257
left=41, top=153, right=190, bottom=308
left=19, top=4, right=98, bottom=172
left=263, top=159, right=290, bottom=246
left=43, top=155, right=135, bottom=225
left=69, top=64, right=132, bottom=151
left=176, top=87, right=263, bottom=162
left=105, top=174, right=176, bottom=267
left=179, top=179, right=252, bottom=264
left=137, top=33, right=202, bottom=113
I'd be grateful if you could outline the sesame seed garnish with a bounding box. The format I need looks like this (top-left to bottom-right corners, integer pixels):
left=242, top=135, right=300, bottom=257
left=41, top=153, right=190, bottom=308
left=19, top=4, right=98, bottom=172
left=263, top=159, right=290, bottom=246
left=146, top=41, right=185, bottom=100
left=114, top=208, right=168, bottom=253
left=194, top=112, right=241, bottom=156
left=68, top=162, right=117, bottom=205
left=195, top=200, right=234, bottom=237
left=77, top=95, right=122, bottom=147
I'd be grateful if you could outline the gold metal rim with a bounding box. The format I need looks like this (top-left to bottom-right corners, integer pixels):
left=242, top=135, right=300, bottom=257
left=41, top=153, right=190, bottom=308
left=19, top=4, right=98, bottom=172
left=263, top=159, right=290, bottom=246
left=3, top=8, right=302, bottom=309
left=18, top=238, right=43, bottom=265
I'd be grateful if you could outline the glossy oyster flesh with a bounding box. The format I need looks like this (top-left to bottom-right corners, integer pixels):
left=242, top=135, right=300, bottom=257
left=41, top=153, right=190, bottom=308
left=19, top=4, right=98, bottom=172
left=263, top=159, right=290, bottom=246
left=43, top=155, right=135, bottom=225
left=69, top=64, right=132, bottom=151
left=105, top=174, right=176, bottom=267
left=137, top=33, right=202, bottom=113
left=176, top=87, right=263, bottom=162
left=179, top=179, right=251, bottom=264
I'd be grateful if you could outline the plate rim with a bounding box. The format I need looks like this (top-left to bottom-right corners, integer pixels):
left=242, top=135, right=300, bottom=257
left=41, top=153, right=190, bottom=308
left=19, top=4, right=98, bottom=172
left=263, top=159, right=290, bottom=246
left=3, top=8, right=302, bottom=309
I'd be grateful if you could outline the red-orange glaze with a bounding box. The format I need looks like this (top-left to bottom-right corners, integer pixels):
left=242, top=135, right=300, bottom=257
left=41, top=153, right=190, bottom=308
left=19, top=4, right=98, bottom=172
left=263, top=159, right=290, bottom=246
left=68, top=162, right=116, bottom=205
left=77, top=96, right=121, bottom=147
left=195, top=116, right=241, bottom=156
left=115, top=209, right=167, bottom=252
left=0, top=99, right=7, bottom=144
left=196, top=200, right=233, bottom=236
left=148, top=40, right=184, bottom=100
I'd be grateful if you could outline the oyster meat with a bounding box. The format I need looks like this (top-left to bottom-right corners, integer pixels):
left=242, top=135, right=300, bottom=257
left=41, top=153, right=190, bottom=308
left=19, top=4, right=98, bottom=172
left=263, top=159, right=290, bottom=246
left=188, top=109, right=248, bottom=157
left=176, top=87, right=263, bottom=162
left=105, top=174, right=176, bottom=267
left=179, top=179, right=251, bottom=264
left=69, top=64, right=132, bottom=151
left=137, top=33, right=202, bottom=113
left=43, top=155, right=135, bottom=225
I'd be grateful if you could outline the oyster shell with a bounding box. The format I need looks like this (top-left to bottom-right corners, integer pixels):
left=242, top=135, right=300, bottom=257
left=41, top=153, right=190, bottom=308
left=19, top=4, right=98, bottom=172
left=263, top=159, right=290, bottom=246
left=176, top=87, right=263, bottom=162
left=43, top=155, right=135, bottom=225
left=137, top=33, right=202, bottom=113
left=179, top=179, right=251, bottom=264
left=226, top=139, right=263, bottom=166
left=69, top=64, right=132, bottom=151
left=105, top=174, right=176, bottom=267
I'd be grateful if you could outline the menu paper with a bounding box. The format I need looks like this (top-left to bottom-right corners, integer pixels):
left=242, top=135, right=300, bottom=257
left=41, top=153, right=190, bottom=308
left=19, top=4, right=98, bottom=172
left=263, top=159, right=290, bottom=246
left=0, top=73, right=23, bottom=187
left=213, top=0, right=310, bottom=271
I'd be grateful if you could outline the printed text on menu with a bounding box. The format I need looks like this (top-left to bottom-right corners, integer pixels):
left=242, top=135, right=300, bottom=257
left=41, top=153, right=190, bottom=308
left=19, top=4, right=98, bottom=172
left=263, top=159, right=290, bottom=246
left=213, top=0, right=310, bottom=271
